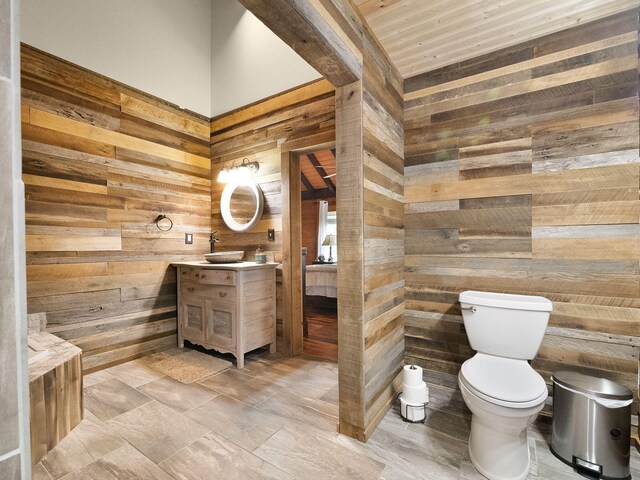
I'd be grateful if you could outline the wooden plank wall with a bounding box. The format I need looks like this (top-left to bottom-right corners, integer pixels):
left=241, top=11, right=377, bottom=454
left=357, top=28, right=405, bottom=438
left=21, top=45, right=212, bottom=373
left=29, top=333, right=83, bottom=466
left=403, top=10, right=640, bottom=409
left=237, top=0, right=405, bottom=441
left=210, top=80, right=336, bottom=351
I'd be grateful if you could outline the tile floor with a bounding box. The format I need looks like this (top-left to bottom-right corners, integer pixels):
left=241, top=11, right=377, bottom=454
left=33, top=348, right=640, bottom=480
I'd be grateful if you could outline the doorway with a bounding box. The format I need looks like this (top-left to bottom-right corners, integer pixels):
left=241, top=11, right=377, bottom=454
left=280, top=141, right=336, bottom=361
left=299, top=149, right=338, bottom=361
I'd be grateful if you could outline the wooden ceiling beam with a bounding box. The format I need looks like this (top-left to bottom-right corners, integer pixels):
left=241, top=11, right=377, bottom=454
left=302, top=187, right=336, bottom=201
left=237, top=0, right=362, bottom=87
left=307, top=152, right=335, bottom=194
left=300, top=170, right=315, bottom=192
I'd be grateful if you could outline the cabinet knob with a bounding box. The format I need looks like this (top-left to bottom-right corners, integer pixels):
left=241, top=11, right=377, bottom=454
left=187, top=287, right=195, bottom=293
left=219, top=292, right=227, bottom=298
left=201, top=274, right=207, bottom=279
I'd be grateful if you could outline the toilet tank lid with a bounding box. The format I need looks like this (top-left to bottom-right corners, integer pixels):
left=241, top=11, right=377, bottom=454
left=459, top=290, right=552, bottom=312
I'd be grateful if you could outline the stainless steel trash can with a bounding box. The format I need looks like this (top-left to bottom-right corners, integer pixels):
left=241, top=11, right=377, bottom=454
left=551, top=371, right=633, bottom=480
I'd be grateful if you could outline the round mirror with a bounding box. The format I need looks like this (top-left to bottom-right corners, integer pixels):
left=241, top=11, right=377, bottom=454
left=220, top=181, right=264, bottom=232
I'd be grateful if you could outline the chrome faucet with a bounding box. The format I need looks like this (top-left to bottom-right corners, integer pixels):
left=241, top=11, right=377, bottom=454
left=209, top=232, right=221, bottom=253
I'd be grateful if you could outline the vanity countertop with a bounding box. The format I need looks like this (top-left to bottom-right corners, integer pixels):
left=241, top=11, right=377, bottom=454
left=171, top=261, right=277, bottom=271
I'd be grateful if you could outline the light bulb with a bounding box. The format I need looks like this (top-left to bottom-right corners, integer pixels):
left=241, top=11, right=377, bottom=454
left=217, top=169, right=229, bottom=183
left=237, top=165, right=251, bottom=185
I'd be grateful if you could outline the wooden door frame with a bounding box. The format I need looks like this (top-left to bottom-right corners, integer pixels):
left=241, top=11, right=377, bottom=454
left=281, top=139, right=336, bottom=356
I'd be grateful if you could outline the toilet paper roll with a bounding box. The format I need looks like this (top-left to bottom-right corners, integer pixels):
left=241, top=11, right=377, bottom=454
left=402, top=384, right=429, bottom=404
left=400, top=396, right=426, bottom=422
left=403, top=365, right=424, bottom=387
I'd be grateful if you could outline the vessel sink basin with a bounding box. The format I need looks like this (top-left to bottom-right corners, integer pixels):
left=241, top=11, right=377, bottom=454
left=204, top=251, right=244, bottom=263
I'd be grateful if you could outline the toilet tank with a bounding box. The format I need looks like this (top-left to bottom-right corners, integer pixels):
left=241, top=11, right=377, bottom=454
left=459, top=290, right=552, bottom=360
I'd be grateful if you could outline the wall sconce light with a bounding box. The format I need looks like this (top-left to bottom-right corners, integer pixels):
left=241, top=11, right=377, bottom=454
left=217, top=158, right=260, bottom=185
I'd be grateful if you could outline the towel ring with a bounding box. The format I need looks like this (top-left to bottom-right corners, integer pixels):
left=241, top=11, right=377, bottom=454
left=154, top=214, right=173, bottom=232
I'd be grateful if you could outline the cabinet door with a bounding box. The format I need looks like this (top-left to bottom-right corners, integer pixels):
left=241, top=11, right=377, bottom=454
left=182, top=297, right=206, bottom=341
left=205, top=300, right=236, bottom=351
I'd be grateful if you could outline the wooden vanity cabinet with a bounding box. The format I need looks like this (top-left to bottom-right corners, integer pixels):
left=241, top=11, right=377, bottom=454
left=174, top=262, right=276, bottom=368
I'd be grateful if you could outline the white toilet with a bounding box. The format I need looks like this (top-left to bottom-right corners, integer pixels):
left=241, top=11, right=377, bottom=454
left=458, top=290, right=552, bottom=480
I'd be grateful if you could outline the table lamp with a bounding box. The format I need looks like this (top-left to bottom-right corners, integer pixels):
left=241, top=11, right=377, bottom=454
left=322, top=234, right=337, bottom=262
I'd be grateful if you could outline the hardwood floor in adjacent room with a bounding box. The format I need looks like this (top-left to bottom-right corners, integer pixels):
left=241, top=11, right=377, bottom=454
left=303, top=304, right=338, bottom=362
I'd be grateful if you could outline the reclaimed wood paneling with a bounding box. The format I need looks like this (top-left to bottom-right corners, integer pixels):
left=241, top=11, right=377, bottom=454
left=29, top=332, right=83, bottom=466
left=404, top=10, right=640, bottom=409
left=210, top=80, right=337, bottom=354
left=234, top=0, right=405, bottom=441
left=21, top=45, right=211, bottom=373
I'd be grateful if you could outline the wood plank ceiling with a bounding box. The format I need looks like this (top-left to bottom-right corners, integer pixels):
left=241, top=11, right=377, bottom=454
left=354, top=0, right=640, bottom=79
left=300, top=149, right=336, bottom=200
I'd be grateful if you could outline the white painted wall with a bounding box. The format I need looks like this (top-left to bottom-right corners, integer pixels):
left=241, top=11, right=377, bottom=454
left=210, top=0, right=321, bottom=117
left=20, top=0, right=322, bottom=118
left=21, top=0, right=212, bottom=116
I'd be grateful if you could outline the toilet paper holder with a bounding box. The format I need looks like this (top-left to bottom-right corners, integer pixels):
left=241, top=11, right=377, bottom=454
left=397, top=392, right=428, bottom=424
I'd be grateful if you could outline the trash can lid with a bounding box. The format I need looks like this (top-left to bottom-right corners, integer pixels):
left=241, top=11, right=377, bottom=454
left=551, top=371, right=632, bottom=401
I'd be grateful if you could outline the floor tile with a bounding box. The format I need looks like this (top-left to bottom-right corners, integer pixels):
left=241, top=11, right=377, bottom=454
left=106, top=401, right=209, bottom=464
left=159, top=431, right=293, bottom=480
left=33, top=352, right=640, bottom=480
left=261, top=360, right=337, bottom=400
left=198, top=368, right=283, bottom=406
left=84, top=378, right=152, bottom=422
left=254, top=424, right=385, bottom=480
left=32, top=463, right=53, bottom=480
left=320, top=384, right=339, bottom=406
left=407, top=404, right=471, bottom=441
left=40, top=417, right=124, bottom=479
left=186, top=394, right=285, bottom=451
left=104, top=359, right=165, bottom=388
left=366, top=420, right=463, bottom=480
left=81, top=370, right=114, bottom=388
left=59, top=444, right=174, bottom=480
left=382, top=403, right=410, bottom=431
left=137, top=375, right=219, bottom=413
left=257, top=388, right=339, bottom=432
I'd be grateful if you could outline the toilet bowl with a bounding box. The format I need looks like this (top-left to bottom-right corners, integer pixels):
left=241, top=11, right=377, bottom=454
left=458, top=290, right=552, bottom=480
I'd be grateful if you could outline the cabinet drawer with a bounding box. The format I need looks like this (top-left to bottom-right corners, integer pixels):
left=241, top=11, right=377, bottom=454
left=180, top=282, right=236, bottom=301
left=180, top=281, right=199, bottom=296
left=179, top=267, right=200, bottom=282
left=206, top=285, right=236, bottom=301
left=198, top=270, right=235, bottom=286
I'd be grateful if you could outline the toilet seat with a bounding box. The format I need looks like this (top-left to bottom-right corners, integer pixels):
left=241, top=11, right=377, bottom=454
left=460, top=354, right=547, bottom=408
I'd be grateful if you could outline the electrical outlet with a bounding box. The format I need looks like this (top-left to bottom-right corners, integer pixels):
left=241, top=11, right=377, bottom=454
left=185, top=233, right=193, bottom=244
left=268, top=229, right=275, bottom=241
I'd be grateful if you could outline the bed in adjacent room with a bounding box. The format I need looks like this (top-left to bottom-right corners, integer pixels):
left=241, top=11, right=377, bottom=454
left=305, top=263, right=337, bottom=298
